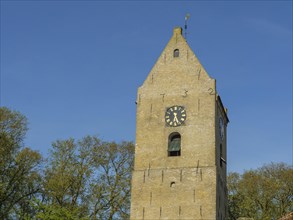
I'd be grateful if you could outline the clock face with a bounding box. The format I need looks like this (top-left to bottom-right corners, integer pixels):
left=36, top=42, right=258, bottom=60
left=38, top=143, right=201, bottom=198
left=165, top=106, right=186, bottom=127
left=219, top=117, right=224, bottom=140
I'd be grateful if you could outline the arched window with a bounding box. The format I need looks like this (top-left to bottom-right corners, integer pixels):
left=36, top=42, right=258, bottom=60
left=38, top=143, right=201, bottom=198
left=173, top=49, right=179, bottom=57
left=168, top=132, right=181, bottom=156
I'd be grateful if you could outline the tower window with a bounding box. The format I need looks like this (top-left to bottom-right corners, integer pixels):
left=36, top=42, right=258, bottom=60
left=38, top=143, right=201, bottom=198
left=220, top=144, right=223, bottom=167
left=220, top=144, right=226, bottom=167
left=168, top=132, right=181, bottom=156
left=173, top=49, right=179, bottom=57
left=170, top=181, right=176, bottom=187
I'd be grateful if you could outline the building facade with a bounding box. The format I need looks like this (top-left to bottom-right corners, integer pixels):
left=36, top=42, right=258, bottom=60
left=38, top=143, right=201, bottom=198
left=130, top=27, right=229, bottom=220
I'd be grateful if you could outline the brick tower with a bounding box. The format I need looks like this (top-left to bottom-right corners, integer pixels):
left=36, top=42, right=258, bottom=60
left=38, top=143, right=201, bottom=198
left=130, top=27, right=229, bottom=220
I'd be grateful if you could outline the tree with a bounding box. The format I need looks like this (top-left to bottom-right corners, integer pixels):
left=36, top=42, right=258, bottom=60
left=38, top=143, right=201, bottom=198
left=227, top=163, right=293, bottom=220
left=89, top=140, right=134, bottom=219
left=0, top=107, right=42, bottom=219
left=36, top=136, right=134, bottom=220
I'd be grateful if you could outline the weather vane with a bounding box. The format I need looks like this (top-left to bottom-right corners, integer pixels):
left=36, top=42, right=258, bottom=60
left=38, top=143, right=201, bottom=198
left=184, top=13, right=190, bottom=39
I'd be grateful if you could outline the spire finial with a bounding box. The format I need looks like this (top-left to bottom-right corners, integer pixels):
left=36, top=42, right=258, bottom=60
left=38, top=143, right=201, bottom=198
left=184, top=13, right=190, bottom=39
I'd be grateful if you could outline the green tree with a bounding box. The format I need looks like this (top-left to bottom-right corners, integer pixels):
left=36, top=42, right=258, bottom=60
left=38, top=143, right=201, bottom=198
left=36, top=136, right=134, bottom=220
left=0, top=107, right=42, bottom=219
left=89, top=140, right=134, bottom=219
left=227, top=163, right=293, bottom=220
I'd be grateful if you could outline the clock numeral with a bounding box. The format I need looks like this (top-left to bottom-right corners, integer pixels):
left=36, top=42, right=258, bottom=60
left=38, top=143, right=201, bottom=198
left=208, top=88, right=215, bottom=95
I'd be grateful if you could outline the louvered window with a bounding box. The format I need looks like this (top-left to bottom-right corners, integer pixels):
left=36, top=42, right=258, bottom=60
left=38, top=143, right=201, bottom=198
left=168, top=133, right=181, bottom=156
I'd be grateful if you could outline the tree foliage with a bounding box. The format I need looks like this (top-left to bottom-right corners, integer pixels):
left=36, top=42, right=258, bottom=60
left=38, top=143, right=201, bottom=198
left=90, top=140, right=134, bottom=219
left=228, top=163, right=293, bottom=220
left=35, top=136, right=134, bottom=220
left=0, top=107, right=42, bottom=219
left=1, top=107, right=134, bottom=219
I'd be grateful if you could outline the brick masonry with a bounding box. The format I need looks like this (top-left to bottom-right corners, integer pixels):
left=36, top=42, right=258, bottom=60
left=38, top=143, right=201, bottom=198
left=130, top=27, right=229, bottom=220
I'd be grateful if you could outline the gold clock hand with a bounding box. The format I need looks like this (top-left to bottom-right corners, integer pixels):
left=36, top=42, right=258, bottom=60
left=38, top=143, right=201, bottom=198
left=173, top=113, right=179, bottom=123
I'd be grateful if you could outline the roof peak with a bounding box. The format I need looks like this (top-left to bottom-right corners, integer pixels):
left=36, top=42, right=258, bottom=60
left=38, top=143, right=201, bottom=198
left=173, top=26, right=182, bottom=35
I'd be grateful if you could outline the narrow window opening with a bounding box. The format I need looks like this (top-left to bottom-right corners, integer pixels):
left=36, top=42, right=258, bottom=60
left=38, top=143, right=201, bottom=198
left=220, top=144, right=223, bottom=167
left=168, top=132, right=181, bottom=156
left=170, top=181, right=176, bottom=187
left=174, top=49, right=179, bottom=57
left=220, top=144, right=226, bottom=166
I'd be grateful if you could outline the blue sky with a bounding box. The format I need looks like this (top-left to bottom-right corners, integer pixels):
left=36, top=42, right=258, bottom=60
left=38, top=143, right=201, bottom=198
left=1, top=1, right=292, bottom=173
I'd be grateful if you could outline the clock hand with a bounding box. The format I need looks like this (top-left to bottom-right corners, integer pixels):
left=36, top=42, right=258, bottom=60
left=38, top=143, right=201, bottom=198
left=173, top=113, right=179, bottom=123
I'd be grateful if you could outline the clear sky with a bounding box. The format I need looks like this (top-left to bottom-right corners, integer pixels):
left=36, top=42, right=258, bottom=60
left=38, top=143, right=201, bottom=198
left=1, top=1, right=292, bottom=173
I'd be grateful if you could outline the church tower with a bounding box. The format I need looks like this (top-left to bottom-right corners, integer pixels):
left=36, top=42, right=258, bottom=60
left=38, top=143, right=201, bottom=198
left=130, top=27, right=229, bottom=220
